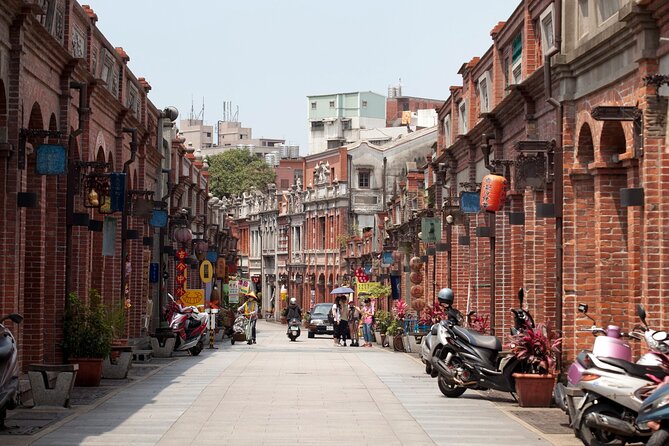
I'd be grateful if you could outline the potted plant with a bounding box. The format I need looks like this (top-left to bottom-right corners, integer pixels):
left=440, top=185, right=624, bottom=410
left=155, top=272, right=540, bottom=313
left=280, top=307, right=288, bottom=324
left=63, top=290, right=113, bottom=387
left=508, top=323, right=562, bottom=407
left=386, top=319, right=405, bottom=352
left=107, top=300, right=128, bottom=353
left=374, top=310, right=390, bottom=346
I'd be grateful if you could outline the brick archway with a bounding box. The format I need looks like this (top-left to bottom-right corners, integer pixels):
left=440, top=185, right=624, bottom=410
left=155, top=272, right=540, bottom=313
left=22, top=102, right=46, bottom=365
left=594, top=120, right=629, bottom=326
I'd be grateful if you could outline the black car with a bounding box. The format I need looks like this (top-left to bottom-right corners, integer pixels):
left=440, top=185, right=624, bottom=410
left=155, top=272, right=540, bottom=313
left=306, top=302, right=335, bottom=338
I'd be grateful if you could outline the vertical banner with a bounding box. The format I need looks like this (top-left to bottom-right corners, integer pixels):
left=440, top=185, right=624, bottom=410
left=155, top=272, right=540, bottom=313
left=109, top=173, right=126, bottom=213
left=102, top=217, right=117, bottom=257
left=390, top=275, right=401, bottom=300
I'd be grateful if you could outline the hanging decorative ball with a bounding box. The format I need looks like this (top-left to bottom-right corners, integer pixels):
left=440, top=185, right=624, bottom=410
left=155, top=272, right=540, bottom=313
left=410, top=271, right=423, bottom=284
left=480, top=174, right=508, bottom=212
left=410, top=284, right=424, bottom=299
left=411, top=298, right=427, bottom=312
left=410, top=256, right=423, bottom=271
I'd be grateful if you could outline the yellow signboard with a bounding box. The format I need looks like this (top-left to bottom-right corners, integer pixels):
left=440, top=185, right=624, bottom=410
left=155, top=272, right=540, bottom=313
left=357, top=282, right=380, bottom=295
left=181, top=289, right=205, bottom=307
left=200, top=260, right=214, bottom=283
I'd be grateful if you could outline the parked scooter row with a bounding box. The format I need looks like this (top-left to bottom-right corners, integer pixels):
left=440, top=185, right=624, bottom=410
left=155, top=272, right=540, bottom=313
left=553, top=303, right=669, bottom=446
left=420, top=287, right=535, bottom=398
left=0, top=312, right=22, bottom=429
left=165, top=293, right=208, bottom=356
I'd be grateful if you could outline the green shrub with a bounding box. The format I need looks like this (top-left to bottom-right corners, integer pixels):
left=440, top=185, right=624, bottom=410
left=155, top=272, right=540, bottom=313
left=63, top=290, right=113, bottom=359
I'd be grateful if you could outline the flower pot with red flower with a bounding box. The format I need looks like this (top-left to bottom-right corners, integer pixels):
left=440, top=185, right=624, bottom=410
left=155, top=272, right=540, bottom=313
left=508, top=323, right=562, bottom=407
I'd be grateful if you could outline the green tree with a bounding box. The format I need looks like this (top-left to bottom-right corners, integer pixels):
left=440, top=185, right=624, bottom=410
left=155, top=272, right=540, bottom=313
left=207, top=149, right=277, bottom=197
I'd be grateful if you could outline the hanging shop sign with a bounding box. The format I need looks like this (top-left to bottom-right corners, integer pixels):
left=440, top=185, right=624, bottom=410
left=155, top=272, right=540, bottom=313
left=357, top=282, right=379, bottom=295
left=216, top=257, right=226, bottom=278
left=421, top=217, right=441, bottom=243
left=238, top=278, right=251, bottom=295
left=206, top=251, right=218, bottom=264
left=149, top=263, right=159, bottom=283
left=36, top=144, right=67, bottom=175
left=181, top=289, right=205, bottom=307
left=149, top=209, right=168, bottom=227
left=228, top=280, right=240, bottom=304
left=102, top=217, right=117, bottom=257
left=109, top=173, right=126, bottom=213
left=199, top=260, right=214, bottom=283
left=460, top=191, right=481, bottom=214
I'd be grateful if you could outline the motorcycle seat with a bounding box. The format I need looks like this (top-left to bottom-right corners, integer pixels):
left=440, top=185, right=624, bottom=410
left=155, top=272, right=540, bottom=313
left=0, top=335, right=14, bottom=361
left=599, top=357, right=667, bottom=381
left=452, top=326, right=502, bottom=351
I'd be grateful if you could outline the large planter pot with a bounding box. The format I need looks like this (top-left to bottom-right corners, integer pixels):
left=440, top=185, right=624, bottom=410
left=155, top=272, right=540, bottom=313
left=512, top=373, right=555, bottom=407
left=280, top=316, right=287, bottom=324
left=111, top=338, right=128, bottom=360
left=70, top=358, right=104, bottom=387
left=375, top=331, right=383, bottom=346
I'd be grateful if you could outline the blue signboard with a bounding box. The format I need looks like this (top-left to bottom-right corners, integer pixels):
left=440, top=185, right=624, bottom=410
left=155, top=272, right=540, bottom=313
left=382, top=251, right=393, bottom=266
left=149, top=263, right=159, bottom=283
left=206, top=251, right=218, bottom=264
left=460, top=191, right=481, bottom=214
left=149, top=209, right=168, bottom=228
left=109, top=173, right=126, bottom=213
left=36, top=144, right=67, bottom=175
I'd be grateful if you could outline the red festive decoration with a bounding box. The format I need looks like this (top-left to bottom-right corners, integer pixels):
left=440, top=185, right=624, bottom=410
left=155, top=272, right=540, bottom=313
left=480, top=174, right=508, bottom=212
left=176, top=262, right=187, bottom=272
left=410, top=271, right=423, bottom=284
left=410, top=285, right=424, bottom=299
left=176, top=248, right=188, bottom=261
left=175, top=287, right=186, bottom=297
left=176, top=274, right=186, bottom=285
left=410, top=257, right=423, bottom=271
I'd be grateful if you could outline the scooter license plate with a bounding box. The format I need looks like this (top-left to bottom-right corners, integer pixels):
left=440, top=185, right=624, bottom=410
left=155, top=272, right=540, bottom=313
left=290, top=326, right=299, bottom=330
left=326, top=325, right=333, bottom=331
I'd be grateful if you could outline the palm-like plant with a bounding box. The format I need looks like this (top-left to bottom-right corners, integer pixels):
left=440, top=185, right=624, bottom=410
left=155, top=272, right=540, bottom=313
left=508, top=323, right=562, bottom=375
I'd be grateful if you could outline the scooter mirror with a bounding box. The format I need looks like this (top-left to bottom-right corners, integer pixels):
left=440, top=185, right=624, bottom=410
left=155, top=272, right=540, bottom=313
left=578, top=303, right=588, bottom=314
left=430, top=325, right=438, bottom=336
left=652, top=331, right=668, bottom=342
left=7, top=313, right=23, bottom=324
left=636, top=304, right=647, bottom=325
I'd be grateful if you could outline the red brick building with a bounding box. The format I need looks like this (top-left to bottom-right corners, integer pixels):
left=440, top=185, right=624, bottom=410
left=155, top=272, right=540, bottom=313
left=398, top=0, right=669, bottom=365
left=0, top=1, right=218, bottom=370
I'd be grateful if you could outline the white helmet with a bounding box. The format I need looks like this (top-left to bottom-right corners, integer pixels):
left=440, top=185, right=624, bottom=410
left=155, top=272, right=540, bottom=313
left=290, top=297, right=297, bottom=304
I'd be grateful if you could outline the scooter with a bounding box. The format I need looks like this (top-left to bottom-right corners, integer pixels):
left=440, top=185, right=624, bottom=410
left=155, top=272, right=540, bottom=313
left=165, top=294, right=208, bottom=356
left=431, top=288, right=535, bottom=398
left=554, top=303, right=636, bottom=418
left=420, top=299, right=464, bottom=377
left=568, top=305, right=669, bottom=445
left=287, top=318, right=301, bottom=342
left=0, top=313, right=23, bottom=429
left=637, top=377, right=669, bottom=446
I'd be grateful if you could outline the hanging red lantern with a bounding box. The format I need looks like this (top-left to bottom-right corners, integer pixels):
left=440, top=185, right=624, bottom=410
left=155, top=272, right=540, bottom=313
left=410, top=284, right=424, bottom=299
left=410, top=271, right=423, bottom=284
left=173, top=227, right=193, bottom=244
left=480, top=174, right=508, bottom=212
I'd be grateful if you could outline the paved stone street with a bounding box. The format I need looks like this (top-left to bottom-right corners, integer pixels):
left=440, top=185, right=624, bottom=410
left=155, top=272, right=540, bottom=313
left=16, top=321, right=579, bottom=446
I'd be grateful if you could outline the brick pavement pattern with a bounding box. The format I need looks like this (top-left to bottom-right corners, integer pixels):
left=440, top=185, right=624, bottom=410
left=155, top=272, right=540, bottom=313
left=32, top=322, right=562, bottom=445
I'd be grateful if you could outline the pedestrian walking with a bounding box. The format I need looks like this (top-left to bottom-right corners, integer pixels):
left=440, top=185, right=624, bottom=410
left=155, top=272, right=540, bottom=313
left=337, top=296, right=349, bottom=346
left=237, top=291, right=259, bottom=344
left=361, top=298, right=375, bottom=347
left=348, top=300, right=361, bottom=347
left=331, top=298, right=341, bottom=346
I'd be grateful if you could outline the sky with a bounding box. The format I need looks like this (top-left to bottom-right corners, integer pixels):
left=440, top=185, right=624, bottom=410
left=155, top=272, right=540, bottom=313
left=83, top=0, right=519, bottom=153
